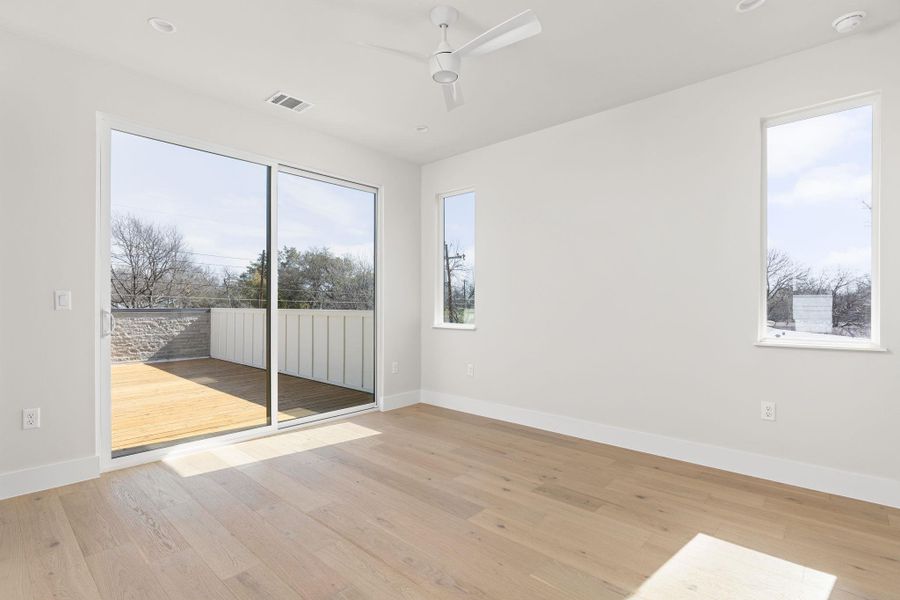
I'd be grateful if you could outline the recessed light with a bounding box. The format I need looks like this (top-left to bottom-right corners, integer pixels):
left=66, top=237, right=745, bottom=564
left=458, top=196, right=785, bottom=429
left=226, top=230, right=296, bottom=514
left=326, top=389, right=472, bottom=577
left=735, top=0, right=766, bottom=13
left=415, top=125, right=430, bottom=133
left=832, top=11, right=866, bottom=34
left=148, top=17, right=176, bottom=34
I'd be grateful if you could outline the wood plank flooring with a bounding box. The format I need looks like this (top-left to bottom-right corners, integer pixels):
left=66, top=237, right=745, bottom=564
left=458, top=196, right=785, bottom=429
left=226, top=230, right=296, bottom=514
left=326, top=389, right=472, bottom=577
left=4, top=405, right=899, bottom=599
left=112, top=359, right=373, bottom=453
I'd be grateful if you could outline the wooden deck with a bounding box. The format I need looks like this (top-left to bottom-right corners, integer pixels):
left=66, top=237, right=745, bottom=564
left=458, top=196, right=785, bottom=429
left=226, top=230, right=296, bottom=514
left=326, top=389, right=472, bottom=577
left=112, top=358, right=373, bottom=454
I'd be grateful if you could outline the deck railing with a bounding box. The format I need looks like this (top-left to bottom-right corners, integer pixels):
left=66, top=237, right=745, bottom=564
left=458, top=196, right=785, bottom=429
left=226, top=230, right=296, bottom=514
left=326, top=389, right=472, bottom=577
left=210, top=308, right=374, bottom=393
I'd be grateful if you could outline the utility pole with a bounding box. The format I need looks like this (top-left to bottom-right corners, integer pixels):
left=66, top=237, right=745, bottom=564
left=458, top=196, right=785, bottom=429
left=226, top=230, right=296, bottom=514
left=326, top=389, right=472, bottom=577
left=258, top=250, right=267, bottom=308
left=444, top=242, right=465, bottom=322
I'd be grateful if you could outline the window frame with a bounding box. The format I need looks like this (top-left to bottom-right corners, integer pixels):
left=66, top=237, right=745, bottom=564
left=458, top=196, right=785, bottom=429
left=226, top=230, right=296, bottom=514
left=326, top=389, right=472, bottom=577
left=757, top=93, right=883, bottom=352
left=434, top=188, right=477, bottom=330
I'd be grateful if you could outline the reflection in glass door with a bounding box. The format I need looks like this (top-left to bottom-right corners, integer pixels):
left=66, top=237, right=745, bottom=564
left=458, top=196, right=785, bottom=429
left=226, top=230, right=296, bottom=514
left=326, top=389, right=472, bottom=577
left=276, top=169, right=376, bottom=423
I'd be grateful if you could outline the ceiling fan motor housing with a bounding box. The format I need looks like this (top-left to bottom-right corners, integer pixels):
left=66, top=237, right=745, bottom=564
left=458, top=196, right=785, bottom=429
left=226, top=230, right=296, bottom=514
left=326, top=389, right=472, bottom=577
left=430, top=51, right=460, bottom=83
left=430, top=5, right=459, bottom=27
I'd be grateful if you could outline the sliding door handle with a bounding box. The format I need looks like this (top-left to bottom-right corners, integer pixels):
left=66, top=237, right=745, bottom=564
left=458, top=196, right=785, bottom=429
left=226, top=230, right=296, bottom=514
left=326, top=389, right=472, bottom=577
left=101, top=309, right=114, bottom=337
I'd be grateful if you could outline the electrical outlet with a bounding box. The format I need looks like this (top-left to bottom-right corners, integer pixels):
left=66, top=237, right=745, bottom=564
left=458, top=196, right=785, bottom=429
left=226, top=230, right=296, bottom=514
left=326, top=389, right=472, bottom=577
left=761, top=401, right=776, bottom=421
left=391, top=361, right=400, bottom=374
left=23, top=408, right=40, bottom=429
left=466, top=363, right=475, bottom=377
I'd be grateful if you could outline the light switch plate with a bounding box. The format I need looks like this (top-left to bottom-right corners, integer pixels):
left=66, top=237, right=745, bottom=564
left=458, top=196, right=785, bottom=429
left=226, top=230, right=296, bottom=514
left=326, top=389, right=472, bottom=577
left=54, top=290, right=72, bottom=310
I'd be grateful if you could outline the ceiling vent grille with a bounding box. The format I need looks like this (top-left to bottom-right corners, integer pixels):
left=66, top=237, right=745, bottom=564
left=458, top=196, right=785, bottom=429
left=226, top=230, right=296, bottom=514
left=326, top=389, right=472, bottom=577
left=266, top=91, right=314, bottom=113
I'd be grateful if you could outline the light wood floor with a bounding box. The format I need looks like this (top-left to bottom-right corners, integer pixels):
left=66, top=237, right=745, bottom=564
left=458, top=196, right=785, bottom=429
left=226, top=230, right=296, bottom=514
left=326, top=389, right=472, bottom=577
left=3, top=405, right=899, bottom=599
left=112, top=358, right=373, bottom=454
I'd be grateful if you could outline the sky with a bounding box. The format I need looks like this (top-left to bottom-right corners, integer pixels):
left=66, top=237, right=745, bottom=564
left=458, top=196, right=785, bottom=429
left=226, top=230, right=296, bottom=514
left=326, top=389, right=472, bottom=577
left=443, top=191, right=476, bottom=286
left=767, top=105, right=873, bottom=276
left=110, top=130, right=375, bottom=281
left=112, top=110, right=866, bottom=289
left=277, top=171, right=375, bottom=265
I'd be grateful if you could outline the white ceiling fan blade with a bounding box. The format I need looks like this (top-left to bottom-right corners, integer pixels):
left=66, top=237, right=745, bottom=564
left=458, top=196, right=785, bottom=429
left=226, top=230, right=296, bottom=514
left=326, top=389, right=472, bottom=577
left=453, top=9, right=541, bottom=58
left=357, top=42, right=427, bottom=64
left=442, top=82, right=465, bottom=111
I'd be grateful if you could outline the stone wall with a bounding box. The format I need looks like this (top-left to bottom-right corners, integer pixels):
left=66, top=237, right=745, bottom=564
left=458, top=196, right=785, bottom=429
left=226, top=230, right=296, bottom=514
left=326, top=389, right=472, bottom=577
left=112, top=309, right=210, bottom=363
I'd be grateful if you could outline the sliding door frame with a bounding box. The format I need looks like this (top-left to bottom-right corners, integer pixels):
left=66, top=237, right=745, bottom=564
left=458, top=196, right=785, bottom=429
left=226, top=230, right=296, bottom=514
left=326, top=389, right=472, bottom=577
left=95, top=114, right=383, bottom=471
left=274, top=165, right=379, bottom=426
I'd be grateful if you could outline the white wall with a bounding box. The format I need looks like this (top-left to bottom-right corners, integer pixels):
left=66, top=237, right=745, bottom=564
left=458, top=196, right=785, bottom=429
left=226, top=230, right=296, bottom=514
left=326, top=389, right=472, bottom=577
left=421, top=26, right=900, bottom=496
left=3, top=19, right=899, bottom=505
left=0, top=29, right=420, bottom=487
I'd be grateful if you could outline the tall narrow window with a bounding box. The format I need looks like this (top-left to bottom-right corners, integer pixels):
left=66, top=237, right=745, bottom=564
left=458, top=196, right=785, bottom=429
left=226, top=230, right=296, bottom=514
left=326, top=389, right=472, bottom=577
left=439, top=191, right=476, bottom=327
left=762, top=98, right=879, bottom=348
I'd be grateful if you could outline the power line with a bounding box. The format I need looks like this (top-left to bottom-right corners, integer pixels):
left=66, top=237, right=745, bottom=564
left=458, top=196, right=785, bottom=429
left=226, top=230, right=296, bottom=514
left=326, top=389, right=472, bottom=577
left=113, top=295, right=371, bottom=307
left=180, top=250, right=259, bottom=261
left=111, top=253, right=374, bottom=271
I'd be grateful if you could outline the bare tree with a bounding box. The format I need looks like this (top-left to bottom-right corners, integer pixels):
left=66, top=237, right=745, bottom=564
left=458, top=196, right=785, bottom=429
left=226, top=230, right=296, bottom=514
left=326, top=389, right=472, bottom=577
left=111, top=214, right=218, bottom=308
left=766, top=249, right=808, bottom=324
left=443, top=242, right=471, bottom=323
left=798, top=270, right=870, bottom=336
left=767, top=247, right=872, bottom=337
left=766, top=249, right=808, bottom=303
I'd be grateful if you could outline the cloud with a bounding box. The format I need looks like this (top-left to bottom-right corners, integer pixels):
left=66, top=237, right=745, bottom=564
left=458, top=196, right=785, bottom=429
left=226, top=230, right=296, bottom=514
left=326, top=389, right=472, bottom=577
left=822, top=246, right=871, bottom=271
left=767, top=106, right=870, bottom=178
left=769, top=163, right=871, bottom=206
left=278, top=176, right=374, bottom=237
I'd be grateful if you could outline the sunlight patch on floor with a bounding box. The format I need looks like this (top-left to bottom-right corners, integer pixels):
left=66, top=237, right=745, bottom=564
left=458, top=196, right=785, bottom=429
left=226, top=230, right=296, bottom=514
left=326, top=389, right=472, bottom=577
left=163, top=421, right=381, bottom=476
left=630, top=534, right=835, bottom=599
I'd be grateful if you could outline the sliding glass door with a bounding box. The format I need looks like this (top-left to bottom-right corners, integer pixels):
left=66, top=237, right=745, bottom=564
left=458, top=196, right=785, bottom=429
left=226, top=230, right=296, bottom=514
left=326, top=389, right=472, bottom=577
left=275, top=168, right=377, bottom=423
left=108, top=130, right=270, bottom=457
left=105, top=128, right=377, bottom=460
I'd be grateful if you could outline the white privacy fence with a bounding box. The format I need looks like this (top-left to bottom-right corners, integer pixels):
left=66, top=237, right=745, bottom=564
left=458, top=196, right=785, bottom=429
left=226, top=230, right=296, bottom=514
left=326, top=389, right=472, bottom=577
left=210, top=308, right=375, bottom=393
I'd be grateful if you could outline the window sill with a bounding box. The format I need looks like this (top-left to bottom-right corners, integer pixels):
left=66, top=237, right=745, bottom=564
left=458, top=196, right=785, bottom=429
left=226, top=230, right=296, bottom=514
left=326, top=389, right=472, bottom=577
left=433, top=323, right=477, bottom=331
left=755, top=339, right=887, bottom=353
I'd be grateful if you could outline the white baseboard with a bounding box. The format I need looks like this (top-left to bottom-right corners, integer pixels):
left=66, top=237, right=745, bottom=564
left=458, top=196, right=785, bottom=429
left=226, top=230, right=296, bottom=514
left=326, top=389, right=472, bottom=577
left=6, top=393, right=896, bottom=509
left=0, top=455, right=100, bottom=500
left=419, top=390, right=900, bottom=509
left=381, top=389, right=421, bottom=411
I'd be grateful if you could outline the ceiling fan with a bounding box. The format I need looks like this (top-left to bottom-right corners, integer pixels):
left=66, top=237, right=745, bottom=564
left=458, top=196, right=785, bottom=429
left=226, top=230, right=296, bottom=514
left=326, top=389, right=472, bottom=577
left=362, top=6, right=542, bottom=111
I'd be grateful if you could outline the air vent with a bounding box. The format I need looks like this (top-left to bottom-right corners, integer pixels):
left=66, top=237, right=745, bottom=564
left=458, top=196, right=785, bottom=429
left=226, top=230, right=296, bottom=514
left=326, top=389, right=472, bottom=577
left=266, top=91, right=314, bottom=113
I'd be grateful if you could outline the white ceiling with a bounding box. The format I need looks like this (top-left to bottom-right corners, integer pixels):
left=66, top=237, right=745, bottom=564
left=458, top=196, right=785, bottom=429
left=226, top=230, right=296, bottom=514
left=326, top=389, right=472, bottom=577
left=1, top=0, right=898, bottom=164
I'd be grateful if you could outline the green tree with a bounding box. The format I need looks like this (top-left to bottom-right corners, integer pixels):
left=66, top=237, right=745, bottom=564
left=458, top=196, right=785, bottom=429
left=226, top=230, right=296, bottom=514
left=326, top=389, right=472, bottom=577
left=237, top=246, right=373, bottom=310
